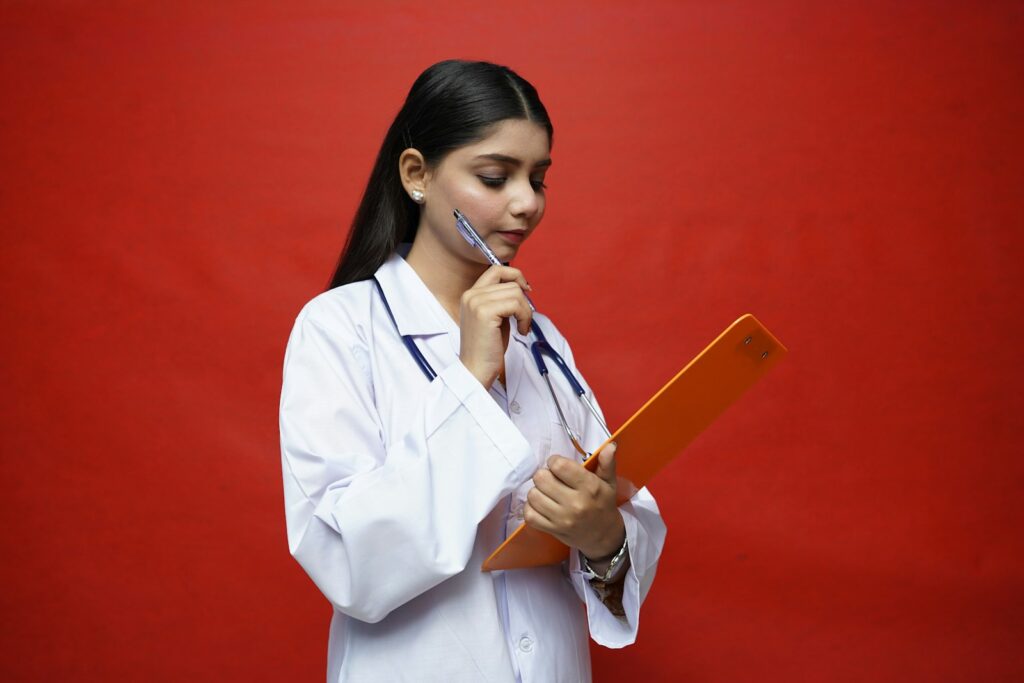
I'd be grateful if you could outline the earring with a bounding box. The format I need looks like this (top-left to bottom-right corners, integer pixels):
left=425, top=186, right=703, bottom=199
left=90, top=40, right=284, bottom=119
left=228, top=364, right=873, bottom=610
left=410, top=190, right=425, bottom=204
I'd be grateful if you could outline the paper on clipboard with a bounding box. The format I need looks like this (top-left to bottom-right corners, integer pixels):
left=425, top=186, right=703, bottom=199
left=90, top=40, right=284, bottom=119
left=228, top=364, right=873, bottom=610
left=482, top=313, right=787, bottom=572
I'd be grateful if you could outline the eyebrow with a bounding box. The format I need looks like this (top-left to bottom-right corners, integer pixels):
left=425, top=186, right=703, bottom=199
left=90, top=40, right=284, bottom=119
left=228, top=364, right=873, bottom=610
left=474, top=153, right=552, bottom=169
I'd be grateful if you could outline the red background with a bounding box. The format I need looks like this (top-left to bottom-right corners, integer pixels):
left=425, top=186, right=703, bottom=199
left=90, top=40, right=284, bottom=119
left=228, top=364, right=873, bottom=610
left=2, top=2, right=1022, bottom=681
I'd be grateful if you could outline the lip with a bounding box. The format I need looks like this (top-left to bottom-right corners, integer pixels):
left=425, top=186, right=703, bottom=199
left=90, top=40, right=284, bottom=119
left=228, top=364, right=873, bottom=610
left=495, top=230, right=527, bottom=245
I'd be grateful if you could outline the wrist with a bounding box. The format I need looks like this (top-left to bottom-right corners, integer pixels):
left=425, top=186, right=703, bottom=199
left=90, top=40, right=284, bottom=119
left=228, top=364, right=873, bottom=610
left=582, top=519, right=626, bottom=563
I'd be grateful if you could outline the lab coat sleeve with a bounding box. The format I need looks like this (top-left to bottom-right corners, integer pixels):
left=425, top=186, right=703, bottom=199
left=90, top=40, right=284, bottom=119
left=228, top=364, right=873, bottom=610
left=542, top=318, right=667, bottom=648
left=279, top=303, right=536, bottom=624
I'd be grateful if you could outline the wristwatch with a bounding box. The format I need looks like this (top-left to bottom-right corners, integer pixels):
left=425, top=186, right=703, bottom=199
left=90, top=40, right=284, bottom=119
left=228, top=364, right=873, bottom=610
left=581, top=540, right=629, bottom=617
left=581, top=539, right=629, bottom=583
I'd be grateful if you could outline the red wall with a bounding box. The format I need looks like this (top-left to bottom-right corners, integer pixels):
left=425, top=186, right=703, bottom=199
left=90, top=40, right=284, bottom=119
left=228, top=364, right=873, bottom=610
left=2, top=2, right=1021, bottom=680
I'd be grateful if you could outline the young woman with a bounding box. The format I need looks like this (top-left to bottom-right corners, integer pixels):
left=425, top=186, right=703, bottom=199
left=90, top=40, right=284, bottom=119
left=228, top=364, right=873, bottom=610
left=280, top=60, right=666, bottom=683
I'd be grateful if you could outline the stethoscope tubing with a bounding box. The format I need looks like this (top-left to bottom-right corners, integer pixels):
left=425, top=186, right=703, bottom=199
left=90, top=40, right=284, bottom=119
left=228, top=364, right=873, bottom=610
left=372, top=277, right=611, bottom=455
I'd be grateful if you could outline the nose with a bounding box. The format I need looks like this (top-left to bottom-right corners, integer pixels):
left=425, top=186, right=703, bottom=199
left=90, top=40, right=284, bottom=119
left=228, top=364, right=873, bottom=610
left=508, top=177, right=541, bottom=221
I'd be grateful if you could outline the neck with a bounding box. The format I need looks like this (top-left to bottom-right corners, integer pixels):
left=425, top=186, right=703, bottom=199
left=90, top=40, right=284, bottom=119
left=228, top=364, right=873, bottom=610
left=405, top=232, right=488, bottom=323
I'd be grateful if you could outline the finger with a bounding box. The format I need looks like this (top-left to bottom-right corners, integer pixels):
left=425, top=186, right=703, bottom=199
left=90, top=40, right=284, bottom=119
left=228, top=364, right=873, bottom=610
left=472, top=296, right=533, bottom=335
left=515, top=299, right=533, bottom=335
left=472, top=265, right=531, bottom=291
left=594, top=442, right=618, bottom=486
left=468, top=282, right=528, bottom=297
left=464, top=295, right=527, bottom=325
left=531, top=467, right=574, bottom=505
left=465, top=285, right=533, bottom=314
left=464, top=280, right=533, bottom=334
left=545, top=455, right=592, bottom=490
left=464, top=283, right=530, bottom=306
left=526, top=484, right=563, bottom=520
left=462, top=285, right=526, bottom=318
left=474, top=298, right=532, bottom=328
left=522, top=501, right=559, bottom=534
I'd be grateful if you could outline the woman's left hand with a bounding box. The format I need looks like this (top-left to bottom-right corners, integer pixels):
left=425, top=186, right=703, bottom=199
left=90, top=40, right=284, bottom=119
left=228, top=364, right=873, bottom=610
left=524, top=443, right=626, bottom=561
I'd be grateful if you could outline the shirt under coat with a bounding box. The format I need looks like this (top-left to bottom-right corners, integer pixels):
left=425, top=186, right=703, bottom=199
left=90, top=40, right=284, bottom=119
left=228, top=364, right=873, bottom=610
left=280, top=251, right=666, bottom=683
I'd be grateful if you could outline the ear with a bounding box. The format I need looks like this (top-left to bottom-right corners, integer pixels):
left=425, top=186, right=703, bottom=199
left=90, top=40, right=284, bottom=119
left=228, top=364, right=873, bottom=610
left=398, top=148, right=429, bottom=200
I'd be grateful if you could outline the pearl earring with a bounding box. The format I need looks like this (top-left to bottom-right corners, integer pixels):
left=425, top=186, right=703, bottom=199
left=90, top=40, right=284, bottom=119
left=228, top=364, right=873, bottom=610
left=410, top=190, right=424, bottom=203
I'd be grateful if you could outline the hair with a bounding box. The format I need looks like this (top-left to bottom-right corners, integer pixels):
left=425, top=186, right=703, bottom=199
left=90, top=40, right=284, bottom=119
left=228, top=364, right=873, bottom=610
left=326, top=60, right=553, bottom=289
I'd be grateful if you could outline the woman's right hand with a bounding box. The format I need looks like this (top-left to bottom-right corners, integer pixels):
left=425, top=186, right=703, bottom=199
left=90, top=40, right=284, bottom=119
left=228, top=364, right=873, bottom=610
left=459, top=265, right=533, bottom=388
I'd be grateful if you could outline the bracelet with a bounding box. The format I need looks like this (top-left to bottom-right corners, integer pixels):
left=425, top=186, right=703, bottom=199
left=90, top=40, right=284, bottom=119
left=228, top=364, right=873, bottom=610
left=582, top=539, right=629, bottom=583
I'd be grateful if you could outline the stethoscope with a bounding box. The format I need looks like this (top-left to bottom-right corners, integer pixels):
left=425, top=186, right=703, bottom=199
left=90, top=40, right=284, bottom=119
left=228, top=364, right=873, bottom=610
left=372, top=277, right=611, bottom=459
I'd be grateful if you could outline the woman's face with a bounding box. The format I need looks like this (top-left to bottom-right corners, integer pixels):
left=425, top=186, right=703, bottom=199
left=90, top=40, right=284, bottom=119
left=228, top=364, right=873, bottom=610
left=419, top=119, right=551, bottom=266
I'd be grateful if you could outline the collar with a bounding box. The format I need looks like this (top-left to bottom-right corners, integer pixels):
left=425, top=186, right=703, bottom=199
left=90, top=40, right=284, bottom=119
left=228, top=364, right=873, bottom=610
left=374, top=246, right=539, bottom=345
left=373, top=249, right=454, bottom=337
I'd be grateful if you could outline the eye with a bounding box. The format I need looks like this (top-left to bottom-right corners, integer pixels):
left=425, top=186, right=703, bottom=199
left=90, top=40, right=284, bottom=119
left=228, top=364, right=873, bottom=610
left=530, top=179, right=548, bottom=191
left=477, top=175, right=506, bottom=188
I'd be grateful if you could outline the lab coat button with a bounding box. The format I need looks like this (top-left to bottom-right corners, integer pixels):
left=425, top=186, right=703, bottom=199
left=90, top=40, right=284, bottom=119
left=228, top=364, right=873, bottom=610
left=518, top=636, right=534, bottom=653
left=510, top=400, right=522, bottom=414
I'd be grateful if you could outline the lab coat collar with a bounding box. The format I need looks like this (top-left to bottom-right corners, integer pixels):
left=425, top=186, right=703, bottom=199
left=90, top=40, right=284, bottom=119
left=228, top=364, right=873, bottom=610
left=374, top=246, right=536, bottom=346
left=373, top=250, right=454, bottom=337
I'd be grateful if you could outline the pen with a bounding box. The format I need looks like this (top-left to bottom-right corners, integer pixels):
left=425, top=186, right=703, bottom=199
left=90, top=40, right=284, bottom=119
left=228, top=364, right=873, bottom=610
left=454, top=211, right=607, bottom=446
left=454, top=209, right=537, bottom=313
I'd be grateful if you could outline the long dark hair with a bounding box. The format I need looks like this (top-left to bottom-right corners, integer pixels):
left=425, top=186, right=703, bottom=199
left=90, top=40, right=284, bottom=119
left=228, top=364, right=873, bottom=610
left=326, top=60, right=553, bottom=289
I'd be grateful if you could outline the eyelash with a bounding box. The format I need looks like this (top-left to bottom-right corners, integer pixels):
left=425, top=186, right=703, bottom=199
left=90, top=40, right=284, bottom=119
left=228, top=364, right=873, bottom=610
left=478, top=176, right=548, bottom=191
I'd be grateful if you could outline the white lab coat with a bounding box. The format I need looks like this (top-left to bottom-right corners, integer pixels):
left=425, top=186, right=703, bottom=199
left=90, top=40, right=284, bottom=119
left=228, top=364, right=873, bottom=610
left=280, top=251, right=666, bottom=683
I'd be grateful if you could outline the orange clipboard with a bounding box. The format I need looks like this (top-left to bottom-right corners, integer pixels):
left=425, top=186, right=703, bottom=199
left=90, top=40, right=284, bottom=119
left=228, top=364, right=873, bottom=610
left=482, top=313, right=787, bottom=572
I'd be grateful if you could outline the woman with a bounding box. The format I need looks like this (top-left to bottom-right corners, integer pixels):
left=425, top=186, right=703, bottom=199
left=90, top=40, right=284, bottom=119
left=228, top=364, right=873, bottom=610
left=280, top=60, right=666, bottom=682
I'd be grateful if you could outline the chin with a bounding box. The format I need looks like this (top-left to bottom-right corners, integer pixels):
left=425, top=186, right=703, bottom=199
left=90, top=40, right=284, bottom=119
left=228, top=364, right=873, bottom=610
left=495, top=244, right=522, bottom=261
